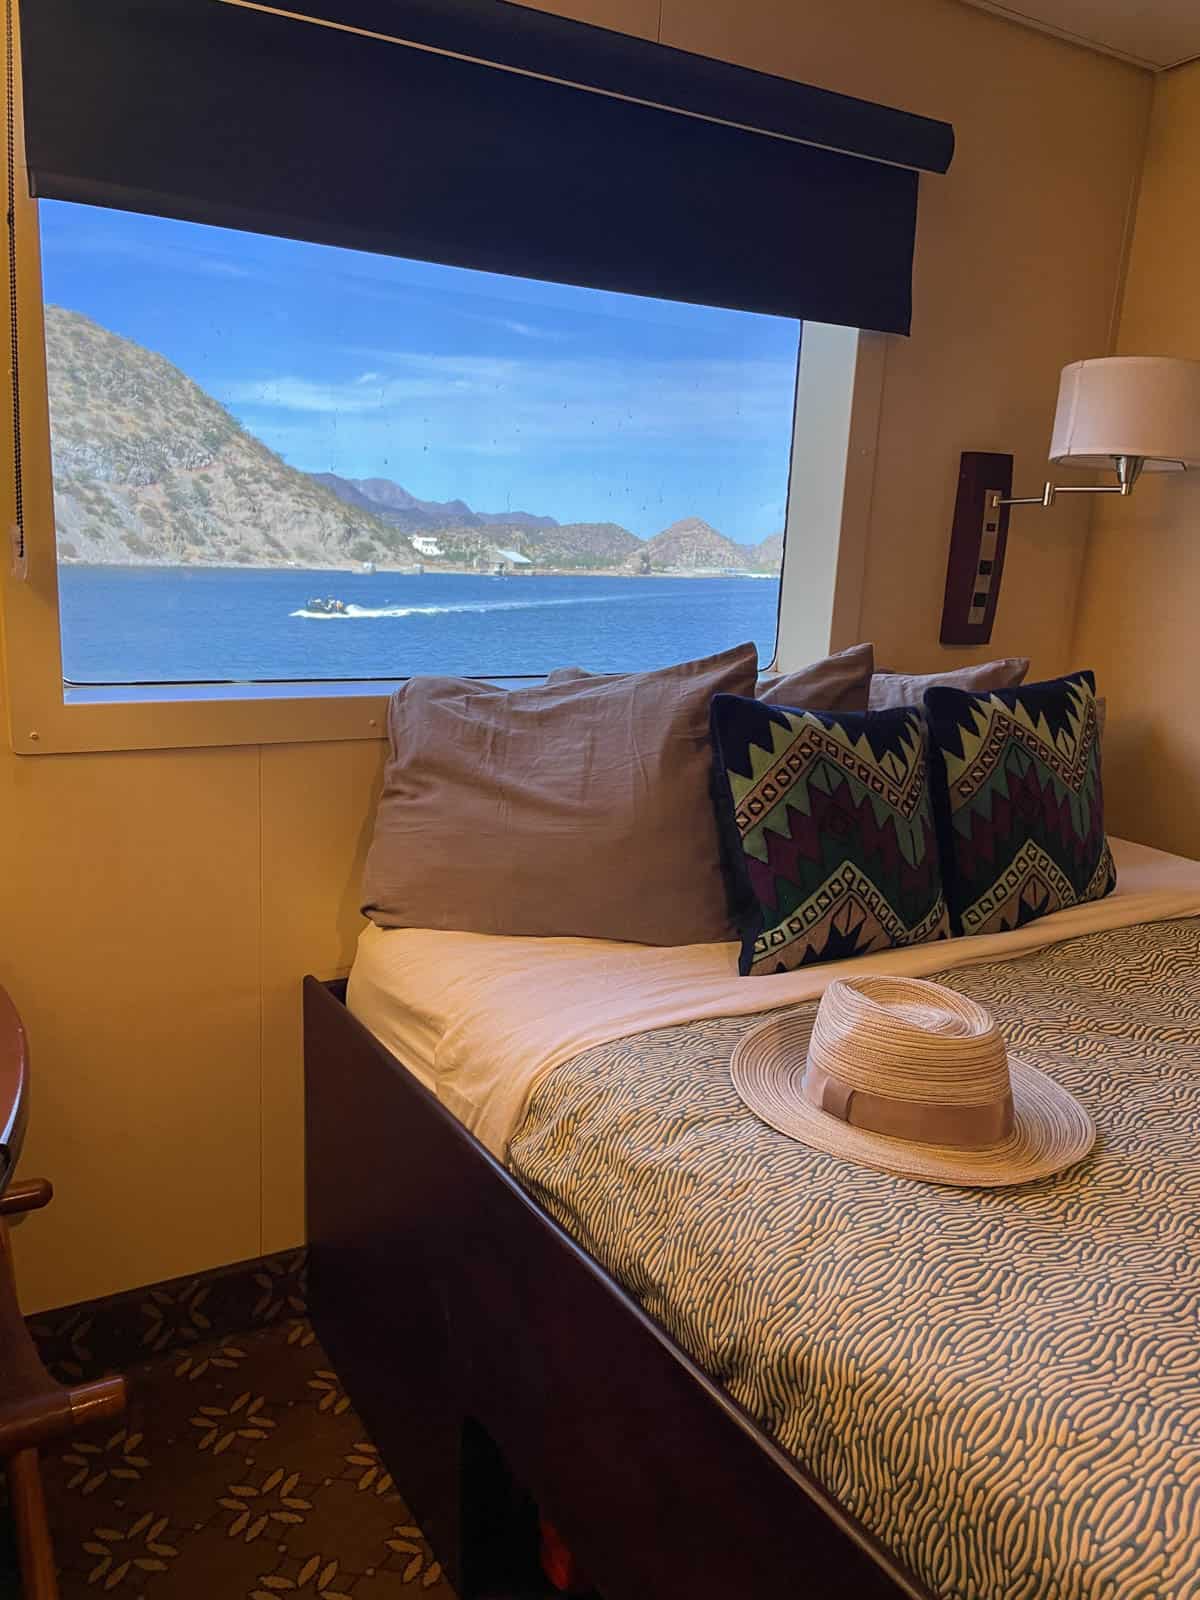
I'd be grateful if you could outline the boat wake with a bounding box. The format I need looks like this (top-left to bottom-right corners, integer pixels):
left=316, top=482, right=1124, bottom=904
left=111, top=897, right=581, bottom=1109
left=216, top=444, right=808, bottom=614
left=291, top=594, right=627, bottom=620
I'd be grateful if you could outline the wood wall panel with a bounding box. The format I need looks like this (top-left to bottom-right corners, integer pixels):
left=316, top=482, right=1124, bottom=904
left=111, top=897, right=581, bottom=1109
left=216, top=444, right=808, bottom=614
left=1072, top=60, right=1200, bottom=858
left=0, top=744, right=262, bottom=1311
left=258, top=740, right=386, bottom=1254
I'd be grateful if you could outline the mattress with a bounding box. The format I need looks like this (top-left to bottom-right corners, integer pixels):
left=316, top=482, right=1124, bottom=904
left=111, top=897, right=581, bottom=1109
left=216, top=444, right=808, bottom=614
left=508, top=915, right=1200, bottom=1600
left=347, top=836, right=1200, bottom=1157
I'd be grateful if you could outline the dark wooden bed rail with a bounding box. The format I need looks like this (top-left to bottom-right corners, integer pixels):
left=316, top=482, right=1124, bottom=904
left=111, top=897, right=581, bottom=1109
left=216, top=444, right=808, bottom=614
left=304, top=974, right=930, bottom=1600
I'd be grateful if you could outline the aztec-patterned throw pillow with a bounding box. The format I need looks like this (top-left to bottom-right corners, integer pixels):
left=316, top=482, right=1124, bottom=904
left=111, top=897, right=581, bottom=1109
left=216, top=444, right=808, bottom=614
left=924, top=670, right=1115, bottom=938
left=709, top=695, right=950, bottom=976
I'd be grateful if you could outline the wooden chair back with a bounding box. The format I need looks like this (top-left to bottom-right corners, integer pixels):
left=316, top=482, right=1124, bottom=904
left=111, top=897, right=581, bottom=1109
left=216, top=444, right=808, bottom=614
left=0, top=985, right=127, bottom=1600
left=0, top=985, right=30, bottom=1194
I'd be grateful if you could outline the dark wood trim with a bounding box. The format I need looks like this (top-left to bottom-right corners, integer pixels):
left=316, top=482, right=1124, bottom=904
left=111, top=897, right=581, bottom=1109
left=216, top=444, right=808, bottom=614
left=305, top=975, right=931, bottom=1600
left=940, top=450, right=1013, bottom=647
left=27, top=1247, right=310, bottom=1385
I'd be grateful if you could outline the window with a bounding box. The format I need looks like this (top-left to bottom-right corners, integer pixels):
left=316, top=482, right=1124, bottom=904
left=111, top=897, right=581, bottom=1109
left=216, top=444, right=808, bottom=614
left=6, top=0, right=941, bottom=752
left=41, top=201, right=798, bottom=688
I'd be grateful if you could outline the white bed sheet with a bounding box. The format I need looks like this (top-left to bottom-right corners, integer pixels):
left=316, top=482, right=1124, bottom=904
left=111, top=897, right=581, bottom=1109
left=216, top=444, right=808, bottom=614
left=346, top=837, right=1200, bottom=1159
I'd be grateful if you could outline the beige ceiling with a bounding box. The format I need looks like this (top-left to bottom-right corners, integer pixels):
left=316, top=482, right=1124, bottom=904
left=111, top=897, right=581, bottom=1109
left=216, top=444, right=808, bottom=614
left=959, top=1, right=1200, bottom=69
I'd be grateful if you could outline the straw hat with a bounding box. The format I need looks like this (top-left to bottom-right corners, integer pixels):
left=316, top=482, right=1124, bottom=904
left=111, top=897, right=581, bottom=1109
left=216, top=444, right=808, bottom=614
left=731, top=975, right=1094, bottom=1188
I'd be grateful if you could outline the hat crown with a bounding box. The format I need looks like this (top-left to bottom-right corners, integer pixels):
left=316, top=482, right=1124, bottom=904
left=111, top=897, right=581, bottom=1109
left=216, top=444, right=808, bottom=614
left=810, top=976, right=1012, bottom=1107
left=732, top=974, right=1096, bottom=1186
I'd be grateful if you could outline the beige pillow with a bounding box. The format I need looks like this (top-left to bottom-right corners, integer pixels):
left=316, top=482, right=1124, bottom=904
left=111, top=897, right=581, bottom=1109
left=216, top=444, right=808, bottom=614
left=362, top=642, right=758, bottom=945
left=543, top=664, right=610, bottom=686
left=550, top=642, right=875, bottom=713
left=756, top=642, right=874, bottom=711
left=869, top=658, right=1029, bottom=710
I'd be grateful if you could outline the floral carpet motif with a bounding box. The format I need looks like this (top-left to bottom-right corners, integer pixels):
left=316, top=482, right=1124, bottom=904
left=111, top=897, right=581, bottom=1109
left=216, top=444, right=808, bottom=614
left=1, top=1251, right=567, bottom=1600
left=17, top=1314, right=452, bottom=1599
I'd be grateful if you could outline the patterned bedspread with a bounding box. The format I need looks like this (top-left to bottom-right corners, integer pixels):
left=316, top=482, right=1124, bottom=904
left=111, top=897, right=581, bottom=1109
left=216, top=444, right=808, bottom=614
left=507, top=918, right=1200, bottom=1600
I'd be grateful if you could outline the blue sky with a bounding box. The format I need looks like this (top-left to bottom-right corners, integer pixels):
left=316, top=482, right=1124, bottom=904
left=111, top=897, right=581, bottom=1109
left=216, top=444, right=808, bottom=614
left=39, top=201, right=801, bottom=542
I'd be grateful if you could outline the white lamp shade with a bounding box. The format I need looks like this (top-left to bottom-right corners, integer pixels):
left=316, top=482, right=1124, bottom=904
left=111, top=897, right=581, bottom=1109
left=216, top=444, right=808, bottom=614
left=1049, top=355, right=1200, bottom=471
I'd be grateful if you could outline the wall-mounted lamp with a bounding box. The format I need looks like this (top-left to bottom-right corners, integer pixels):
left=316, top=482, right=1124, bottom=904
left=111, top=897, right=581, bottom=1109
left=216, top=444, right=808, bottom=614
left=993, top=355, right=1200, bottom=513
left=942, top=355, right=1200, bottom=646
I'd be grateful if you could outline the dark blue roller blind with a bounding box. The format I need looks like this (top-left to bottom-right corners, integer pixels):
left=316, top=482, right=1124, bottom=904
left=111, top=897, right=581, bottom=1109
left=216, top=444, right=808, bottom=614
left=18, top=0, right=954, bottom=334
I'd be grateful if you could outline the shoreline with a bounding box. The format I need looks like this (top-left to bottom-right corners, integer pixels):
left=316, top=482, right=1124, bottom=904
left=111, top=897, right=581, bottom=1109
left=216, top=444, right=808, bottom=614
left=57, top=560, right=780, bottom=580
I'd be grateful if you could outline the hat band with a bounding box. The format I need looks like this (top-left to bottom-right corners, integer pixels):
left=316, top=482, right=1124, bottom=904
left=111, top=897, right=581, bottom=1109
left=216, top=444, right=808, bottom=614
left=802, top=1063, right=1015, bottom=1149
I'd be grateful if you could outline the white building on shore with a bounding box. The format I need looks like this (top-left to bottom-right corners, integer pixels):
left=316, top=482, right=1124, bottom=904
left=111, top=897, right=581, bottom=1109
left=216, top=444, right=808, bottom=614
left=491, top=546, right=533, bottom=574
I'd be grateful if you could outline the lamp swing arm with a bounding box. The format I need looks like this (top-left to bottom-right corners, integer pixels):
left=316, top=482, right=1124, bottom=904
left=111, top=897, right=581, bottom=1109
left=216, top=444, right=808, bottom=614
left=989, top=452, right=1151, bottom=512
left=986, top=351, right=1200, bottom=513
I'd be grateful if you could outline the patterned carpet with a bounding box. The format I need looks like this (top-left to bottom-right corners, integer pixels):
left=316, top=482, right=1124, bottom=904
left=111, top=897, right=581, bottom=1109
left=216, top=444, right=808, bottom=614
left=0, top=1256, right=563, bottom=1599
left=5, top=1316, right=454, bottom=1600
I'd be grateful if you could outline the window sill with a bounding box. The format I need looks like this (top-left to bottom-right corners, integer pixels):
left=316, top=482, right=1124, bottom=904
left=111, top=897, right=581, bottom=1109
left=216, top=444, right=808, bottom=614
left=9, top=685, right=391, bottom=755
left=63, top=679, right=405, bottom=706
left=10, top=674, right=558, bottom=753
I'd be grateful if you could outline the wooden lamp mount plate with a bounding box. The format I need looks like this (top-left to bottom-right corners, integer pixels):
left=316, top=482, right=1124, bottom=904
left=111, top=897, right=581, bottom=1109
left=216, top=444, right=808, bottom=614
left=940, top=451, right=1014, bottom=646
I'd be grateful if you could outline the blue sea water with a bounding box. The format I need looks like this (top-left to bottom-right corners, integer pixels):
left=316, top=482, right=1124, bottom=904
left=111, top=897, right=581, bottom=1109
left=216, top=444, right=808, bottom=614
left=58, top=567, right=782, bottom=684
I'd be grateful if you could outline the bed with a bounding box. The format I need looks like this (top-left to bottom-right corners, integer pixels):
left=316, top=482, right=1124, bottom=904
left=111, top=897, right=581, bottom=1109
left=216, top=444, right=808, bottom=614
left=305, top=836, right=1200, bottom=1600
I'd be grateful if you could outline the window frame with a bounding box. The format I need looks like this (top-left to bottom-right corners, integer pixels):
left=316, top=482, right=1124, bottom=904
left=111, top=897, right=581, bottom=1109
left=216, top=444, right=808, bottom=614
left=1, top=25, right=884, bottom=757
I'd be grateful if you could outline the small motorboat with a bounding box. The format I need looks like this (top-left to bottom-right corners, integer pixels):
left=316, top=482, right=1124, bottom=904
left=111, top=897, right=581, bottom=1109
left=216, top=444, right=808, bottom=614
left=306, top=597, right=348, bottom=614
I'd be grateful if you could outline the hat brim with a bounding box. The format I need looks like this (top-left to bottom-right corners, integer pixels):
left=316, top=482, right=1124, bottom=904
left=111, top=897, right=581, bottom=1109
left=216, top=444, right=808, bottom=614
left=730, top=1006, right=1095, bottom=1189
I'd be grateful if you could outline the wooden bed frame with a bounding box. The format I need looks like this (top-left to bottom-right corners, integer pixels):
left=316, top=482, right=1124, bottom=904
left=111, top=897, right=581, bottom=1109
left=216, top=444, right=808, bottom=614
left=304, top=976, right=933, bottom=1600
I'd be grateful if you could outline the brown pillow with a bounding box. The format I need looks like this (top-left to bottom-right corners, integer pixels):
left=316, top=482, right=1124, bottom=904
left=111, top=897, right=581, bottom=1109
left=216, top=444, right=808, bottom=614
left=756, top=642, right=874, bottom=711
left=549, top=642, right=875, bottom=713
left=362, top=642, right=758, bottom=945
left=544, top=664, right=606, bottom=686
left=868, top=658, right=1029, bottom=710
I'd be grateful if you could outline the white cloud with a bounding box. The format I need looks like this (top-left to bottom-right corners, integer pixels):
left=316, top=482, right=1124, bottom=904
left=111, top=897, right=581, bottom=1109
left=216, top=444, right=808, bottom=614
left=43, top=224, right=253, bottom=280
left=496, top=317, right=564, bottom=341
left=217, top=350, right=794, bottom=454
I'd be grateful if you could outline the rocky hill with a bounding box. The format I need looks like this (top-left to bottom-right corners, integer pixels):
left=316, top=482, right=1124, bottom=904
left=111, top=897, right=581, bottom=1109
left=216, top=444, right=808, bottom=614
left=46, top=307, right=413, bottom=569
left=633, top=519, right=782, bottom=573
left=752, top=531, right=784, bottom=571
left=520, top=521, right=642, bottom=569
left=45, top=308, right=783, bottom=574
left=638, top=516, right=750, bottom=572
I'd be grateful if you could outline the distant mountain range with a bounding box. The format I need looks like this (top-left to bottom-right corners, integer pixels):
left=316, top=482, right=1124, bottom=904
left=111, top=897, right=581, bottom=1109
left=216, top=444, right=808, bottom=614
left=45, top=306, right=783, bottom=575
left=312, top=474, right=559, bottom=535
left=313, top=480, right=781, bottom=573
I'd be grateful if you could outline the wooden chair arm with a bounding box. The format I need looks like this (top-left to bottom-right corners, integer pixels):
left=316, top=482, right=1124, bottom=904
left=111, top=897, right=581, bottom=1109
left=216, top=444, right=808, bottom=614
left=0, top=1179, right=53, bottom=1217
left=1, top=1204, right=128, bottom=1458
left=68, top=1376, right=127, bottom=1433
left=0, top=1374, right=128, bottom=1456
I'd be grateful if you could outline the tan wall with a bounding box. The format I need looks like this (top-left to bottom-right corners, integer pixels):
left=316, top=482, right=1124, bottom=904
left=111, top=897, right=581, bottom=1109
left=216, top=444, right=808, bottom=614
left=3, top=0, right=1151, bottom=1311
left=2, top=735, right=386, bottom=1312
left=1072, top=61, right=1200, bottom=858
